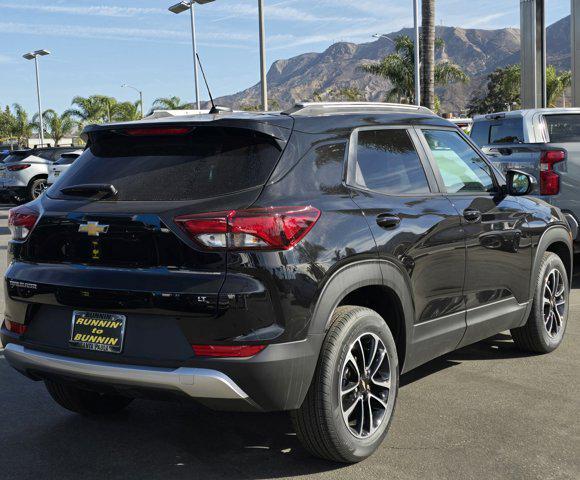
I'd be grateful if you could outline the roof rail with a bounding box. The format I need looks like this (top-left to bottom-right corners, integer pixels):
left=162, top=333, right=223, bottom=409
left=282, top=102, right=433, bottom=116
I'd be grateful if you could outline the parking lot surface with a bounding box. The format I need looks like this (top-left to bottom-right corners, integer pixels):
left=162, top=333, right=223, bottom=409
left=0, top=204, right=578, bottom=480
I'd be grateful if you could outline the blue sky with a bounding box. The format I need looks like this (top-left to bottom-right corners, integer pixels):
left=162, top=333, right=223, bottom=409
left=0, top=0, right=570, bottom=114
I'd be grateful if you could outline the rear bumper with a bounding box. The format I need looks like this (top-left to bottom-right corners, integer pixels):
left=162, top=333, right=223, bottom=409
left=2, top=334, right=324, bottom=412
left=4, top=343, right=258, bottom=410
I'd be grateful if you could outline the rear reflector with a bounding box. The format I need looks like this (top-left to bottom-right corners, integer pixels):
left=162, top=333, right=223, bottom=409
left=4, top=320, right=27, bottom=335
left=540, top=149, right=566, bottom=195
left=8, top=205, right=39, bottom=240
left=7, top=164, right=31, bottom=171
left=192, top=344, right=266, bottom=358
left=123, top=127, right=191, bottom=136
left=175, top=206, right=321, bottom=251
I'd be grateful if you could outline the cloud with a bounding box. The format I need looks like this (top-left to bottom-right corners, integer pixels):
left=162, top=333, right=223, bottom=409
left=0, top=21, right=253, bottom=45
left=0, top=3, right=164, bottom=17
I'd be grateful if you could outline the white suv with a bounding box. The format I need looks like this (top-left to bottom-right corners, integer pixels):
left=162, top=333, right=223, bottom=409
left=47, top=150, right=83, bottom=186
left=2, top=147, right=79, bottom=203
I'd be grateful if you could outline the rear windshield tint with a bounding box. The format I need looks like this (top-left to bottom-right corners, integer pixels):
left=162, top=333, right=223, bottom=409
left=4, top=153, right=31, bottom=163
left=489, top=118, right=524, bottom=144
left=48, top=126, right=282, bottom=201
left=55, top=154, right=80, bottom=165
left=545, top=114, right=580, bottom=143
left=470, top=121, right=491, bottom=146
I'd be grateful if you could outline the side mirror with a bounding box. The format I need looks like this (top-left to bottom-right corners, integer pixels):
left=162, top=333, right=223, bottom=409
left=505, top=169, right=536, bottom=196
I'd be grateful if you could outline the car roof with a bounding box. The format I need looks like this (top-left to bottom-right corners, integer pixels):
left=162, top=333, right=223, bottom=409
left=473, top=107, right=580, bottom=122
left=82, top=102, right=452, bottom=138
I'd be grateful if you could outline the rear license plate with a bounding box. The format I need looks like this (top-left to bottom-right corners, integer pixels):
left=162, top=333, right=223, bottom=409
left=70, top=311, right=126, bottom=353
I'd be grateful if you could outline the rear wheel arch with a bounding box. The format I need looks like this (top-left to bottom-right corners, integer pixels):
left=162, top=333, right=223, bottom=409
left=532, top=226, right=573, bottom=297
left=308, top=259, right=414, bottom=372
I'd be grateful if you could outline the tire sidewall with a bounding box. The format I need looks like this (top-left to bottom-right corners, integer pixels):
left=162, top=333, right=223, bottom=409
left=533, top=254, right=569, bottom=351
left=325, top=310, right=399, bottom=461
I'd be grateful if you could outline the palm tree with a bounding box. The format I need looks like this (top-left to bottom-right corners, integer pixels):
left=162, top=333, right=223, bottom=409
left=66, top=95, right=108, bottom=126
left=546, top=66, right=572, bottom=107
left=33, top=109, right=75, bottom=146
left=421, top=0, right=436, bottom=110
left=151, top=96, right=192, bottom=110
left=360, top=35, right=467, bottom=105
left=11, top=104, right=34, bottom=147
left=111, top=101, right=142, bottom=121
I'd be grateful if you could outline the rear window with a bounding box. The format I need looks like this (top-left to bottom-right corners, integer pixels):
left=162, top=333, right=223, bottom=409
left=545, top=114, right=580, bottom=143
left=48, top=126, right=282, bottom=201
left=489, top=118, right=524, bottom=144
left=55, top=154, right=80, bottom=165
left=4, top=152, right=31, bottom=163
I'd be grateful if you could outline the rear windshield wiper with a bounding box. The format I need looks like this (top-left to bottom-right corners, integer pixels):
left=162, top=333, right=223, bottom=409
left=60, top=183, right=118, bottom=200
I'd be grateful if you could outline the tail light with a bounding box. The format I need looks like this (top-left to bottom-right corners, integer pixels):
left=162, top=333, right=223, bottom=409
left=4, top=320, right=27, bottom=335
left=192, top=344, right=266, bottom=358
left=8, top=205, right=39, bottom=240
left=540, top=150, right=566, bottom=195
left=175, top=206, right=321, bottom=251
left=7, top=164, right=31, bottom=171
left=124, top=127, right=191, bottom=136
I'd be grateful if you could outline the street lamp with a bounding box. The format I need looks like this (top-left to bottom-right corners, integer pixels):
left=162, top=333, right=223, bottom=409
left=121, top=84, right=144, bottom=118
left=169, top=0, right=215, bottom=111
left=22, top=49, right=50, bottom=147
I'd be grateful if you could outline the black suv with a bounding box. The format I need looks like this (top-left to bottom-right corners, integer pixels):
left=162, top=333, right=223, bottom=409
left=2, top=103, right=572, bottom=463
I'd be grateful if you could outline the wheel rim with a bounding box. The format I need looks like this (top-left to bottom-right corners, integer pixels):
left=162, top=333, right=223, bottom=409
left=339, top=332, right=391, bottom=439
left=32, top=181, right=47, bottom=199
left=543, top=268, right=566, bottom=338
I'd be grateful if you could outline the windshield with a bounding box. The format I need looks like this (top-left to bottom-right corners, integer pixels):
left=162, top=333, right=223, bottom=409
left=48, top=126, right=282, bottom=202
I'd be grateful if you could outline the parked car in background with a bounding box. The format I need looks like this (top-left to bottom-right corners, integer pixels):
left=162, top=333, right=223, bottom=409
left=471, top=108, right=580, bottom=248
left=47, top=150, right=83, bottom=186
left=2, top=146, right=79, bottom=203
left=2, top=103, right=572, bottom=463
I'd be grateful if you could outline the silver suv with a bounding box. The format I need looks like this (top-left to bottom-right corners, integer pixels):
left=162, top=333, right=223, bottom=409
left=1, top=147, right=79, bottom=203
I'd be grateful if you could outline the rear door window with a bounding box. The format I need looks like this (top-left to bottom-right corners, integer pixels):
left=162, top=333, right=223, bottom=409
left=545, top=114, right=580, bottom=142
left=49, top=126, right=282, bottom=201
left=353, top=129, right=430, bottom=195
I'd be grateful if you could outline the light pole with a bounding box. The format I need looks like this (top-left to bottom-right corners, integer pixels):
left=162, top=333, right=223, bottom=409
left=122, top=84, right=144, bottom=118
left=23, top=49, right=50, bottom=147
left=169, top=0, right=215, bottom=111
left=258, top=0, right=268, bottom=111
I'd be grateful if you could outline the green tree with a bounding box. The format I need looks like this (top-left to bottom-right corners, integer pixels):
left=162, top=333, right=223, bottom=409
left=66, top=95, right=109, bottom=126
left=33, top=109, right=76, bottom=146
left=467, top=65, right=521, bottom=115
left=546, top=66, right=572, bottom=107
left=151, top=96, right=193, bottom=110
left=422, top=0, right=436, bottom=110
left=11, top=104, right=34, bottom=147
left=111, top=100, right=142, bottom=121
left=360, top=35, right=467, bottom=104
left=0, top=106, right=16, bottom=142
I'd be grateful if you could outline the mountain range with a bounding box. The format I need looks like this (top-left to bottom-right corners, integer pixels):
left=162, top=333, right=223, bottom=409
left=213, top=15, right=571, bottom=113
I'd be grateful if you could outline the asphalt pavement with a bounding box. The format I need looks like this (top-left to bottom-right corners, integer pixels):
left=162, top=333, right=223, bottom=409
left=0, top=204, right=578, bottom=480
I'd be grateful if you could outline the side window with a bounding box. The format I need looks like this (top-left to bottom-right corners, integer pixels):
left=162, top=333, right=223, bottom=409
left=470, top=121, right=491, bottom=146
left=354, top=129, right=430, bottom=195
left=489, top=118, right=524, bottom=144
left=422, top=130, right=496, bottom=194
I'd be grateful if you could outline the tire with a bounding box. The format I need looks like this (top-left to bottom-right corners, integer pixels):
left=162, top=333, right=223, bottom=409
left=27, top=177, right=47, bottom=202
left=291, top=306, right=399, bottom=463
left=45, top=380, right=134, bottom=415
left=511, top=252, right=569, bottom=354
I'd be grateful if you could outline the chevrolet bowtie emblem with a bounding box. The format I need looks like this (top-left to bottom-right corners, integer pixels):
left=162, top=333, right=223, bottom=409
left=78, top=221, right=109, bottom=237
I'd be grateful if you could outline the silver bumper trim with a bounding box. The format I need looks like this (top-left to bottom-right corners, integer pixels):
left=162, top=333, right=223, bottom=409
left=4, top=344, right=250, bottom=401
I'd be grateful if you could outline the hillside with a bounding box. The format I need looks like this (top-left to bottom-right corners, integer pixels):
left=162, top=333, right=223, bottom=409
left=213, top=15, right=571, bottom=113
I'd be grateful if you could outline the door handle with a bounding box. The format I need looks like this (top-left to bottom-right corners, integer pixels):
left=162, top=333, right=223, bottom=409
left=463, top=209, right=482, bottom=223
left=376, top=213, right=401, bottom=229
